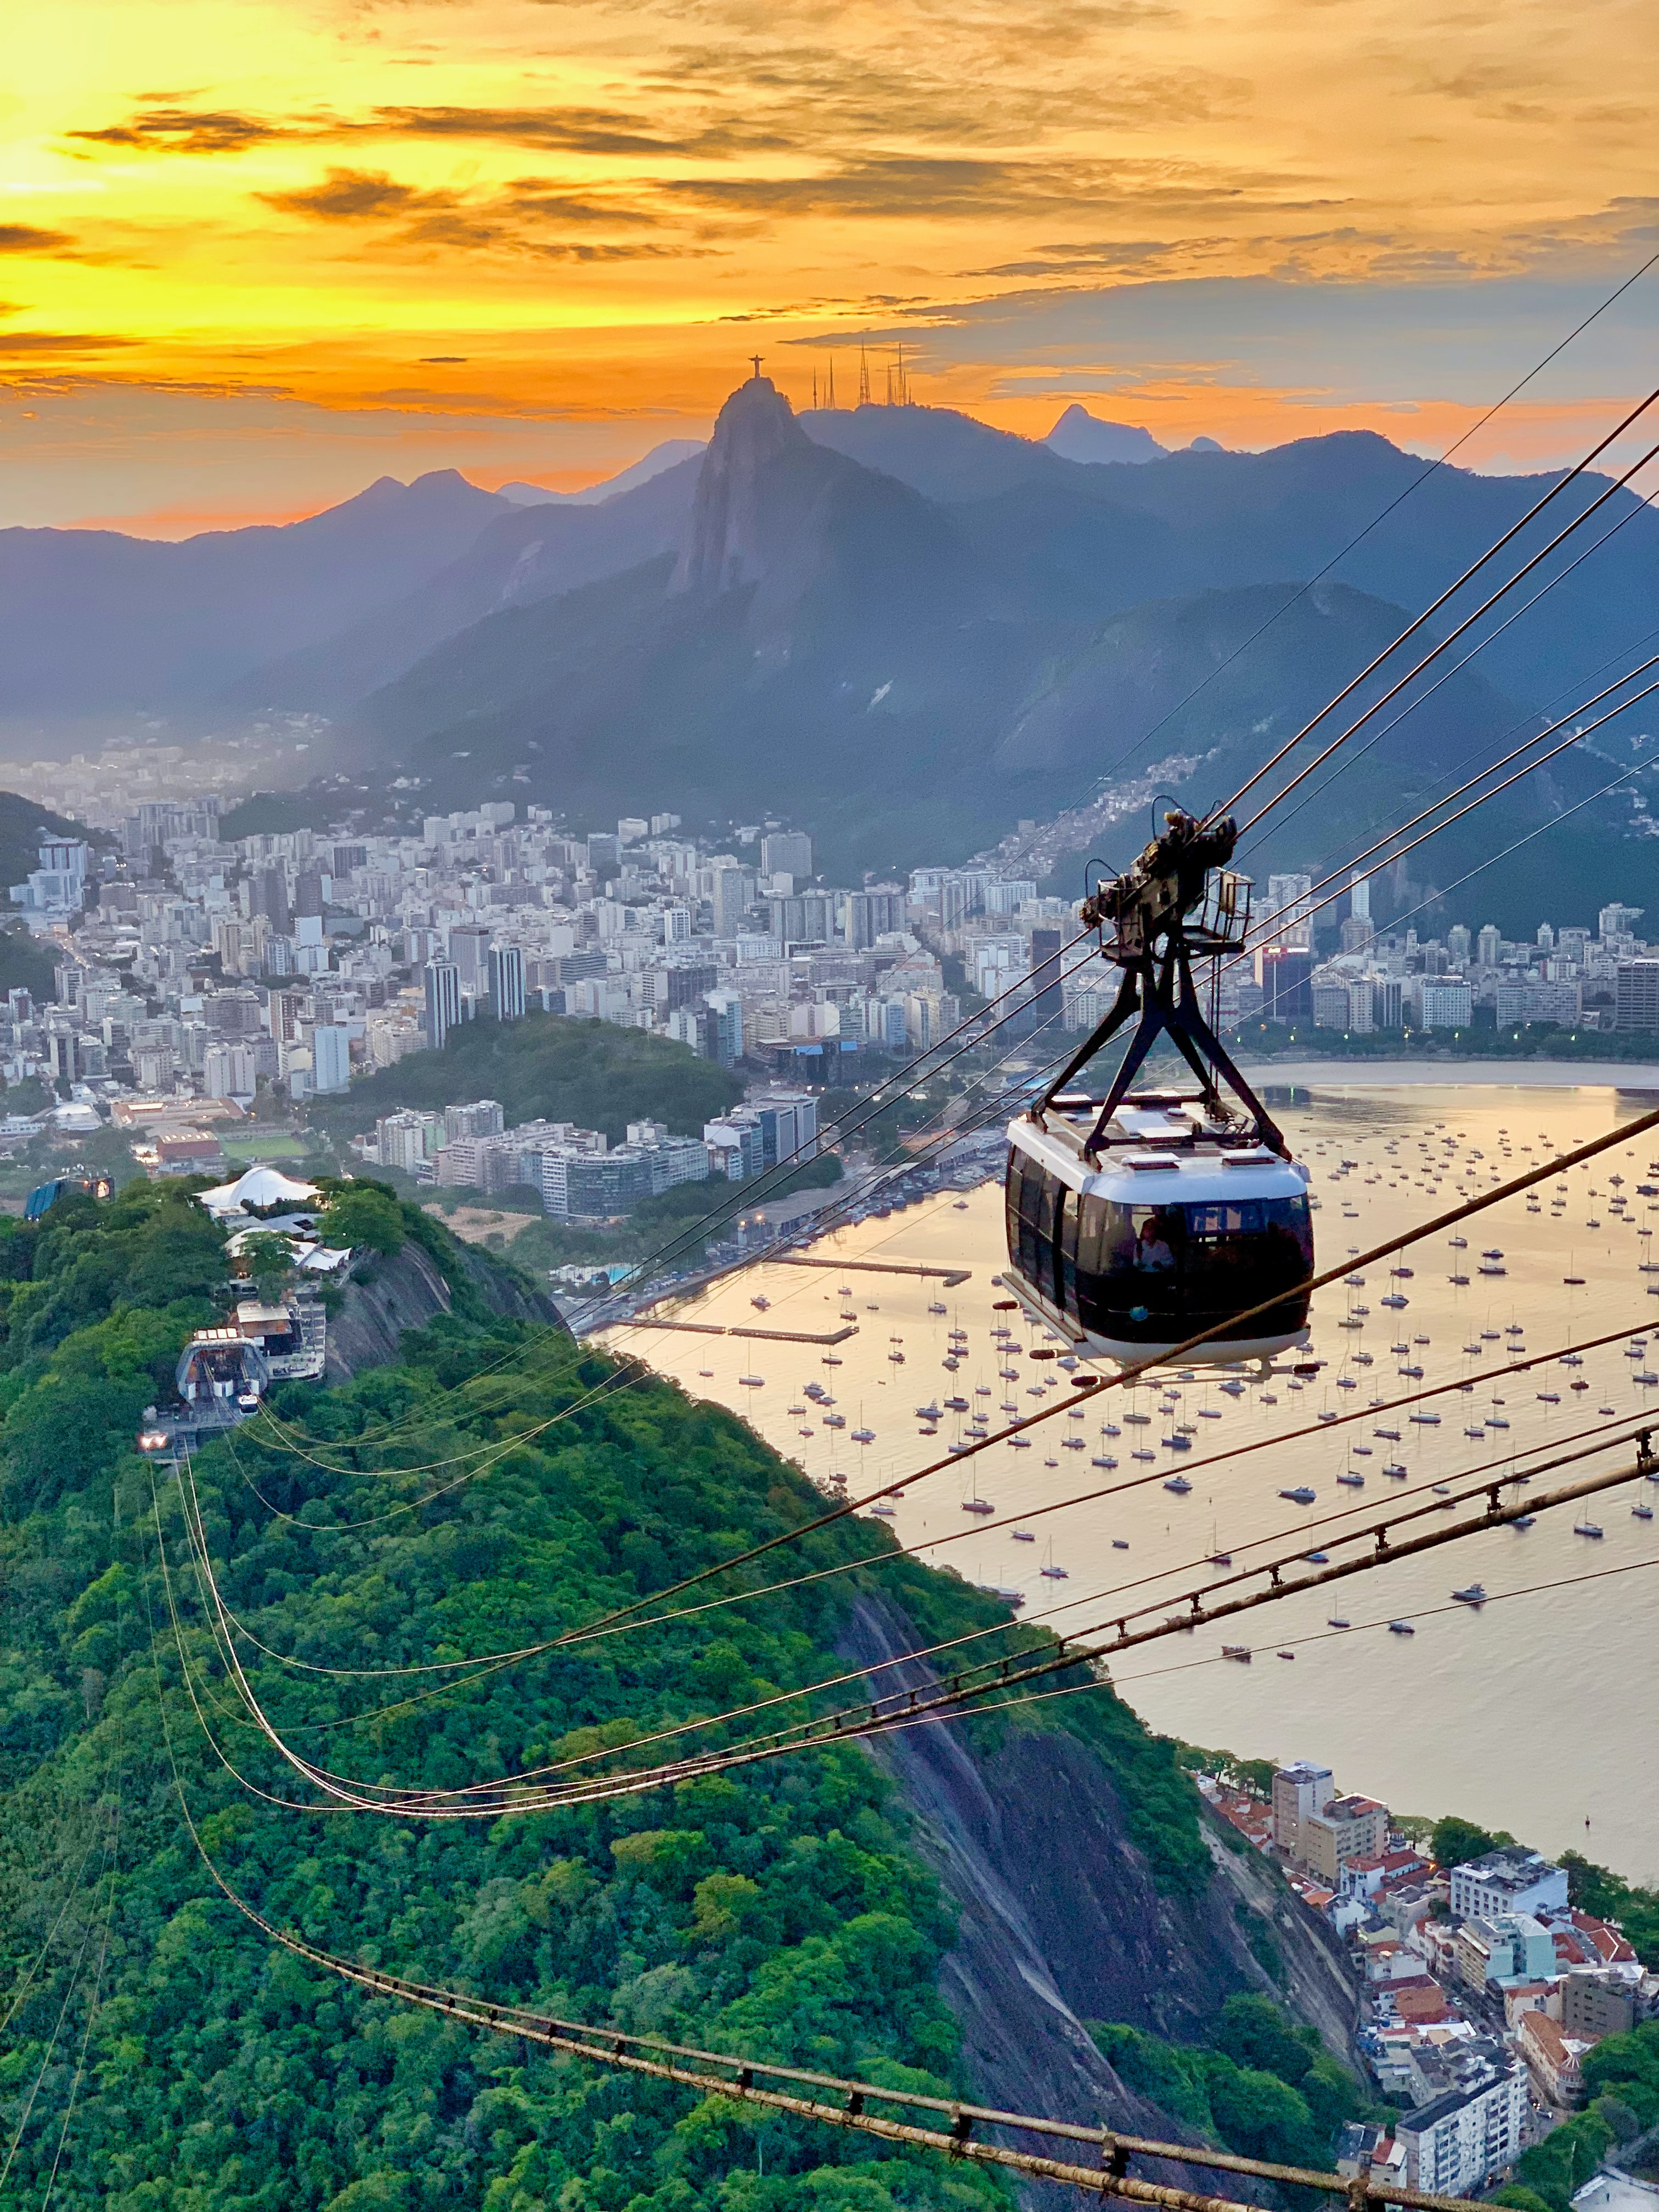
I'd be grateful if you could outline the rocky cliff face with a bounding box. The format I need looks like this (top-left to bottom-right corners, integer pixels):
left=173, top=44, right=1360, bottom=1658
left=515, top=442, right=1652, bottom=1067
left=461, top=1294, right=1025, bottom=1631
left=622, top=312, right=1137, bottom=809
left=325, top=1236, right=562, bottom=1381
left=672, top=375, right=810, bottom=601
left=840, top=1595, right=1361, bottom=2200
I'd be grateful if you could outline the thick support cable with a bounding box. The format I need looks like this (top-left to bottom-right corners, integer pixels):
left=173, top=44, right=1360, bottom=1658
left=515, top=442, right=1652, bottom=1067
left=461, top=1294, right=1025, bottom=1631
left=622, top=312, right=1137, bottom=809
left=1229, top=436, right=1659, bottom=837
left=159, top=1424, right=1651, bottom=1819
left=512, top=1099, right=1659, bottom=1651
left=1236, top=657, right=1659, bottom=959
left=210, top=1313, right=1655, bottom=1687
left=1210, top=383, right=1659, bottom=824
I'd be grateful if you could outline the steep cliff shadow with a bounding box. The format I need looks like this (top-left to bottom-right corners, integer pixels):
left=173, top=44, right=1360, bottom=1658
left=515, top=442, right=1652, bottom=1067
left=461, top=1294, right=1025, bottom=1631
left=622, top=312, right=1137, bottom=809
left=838, top=1593, right=1356, bottom=2205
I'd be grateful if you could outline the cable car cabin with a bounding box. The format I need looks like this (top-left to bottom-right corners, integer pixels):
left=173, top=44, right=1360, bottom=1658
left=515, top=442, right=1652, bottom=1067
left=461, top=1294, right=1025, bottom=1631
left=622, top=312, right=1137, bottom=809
left=1004, top=1101, right=1313, bottom=1368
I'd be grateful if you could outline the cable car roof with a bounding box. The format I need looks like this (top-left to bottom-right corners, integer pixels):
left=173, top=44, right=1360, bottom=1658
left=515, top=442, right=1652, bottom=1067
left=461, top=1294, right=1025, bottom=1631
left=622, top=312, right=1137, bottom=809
left=1010, top=1110, right=1311, bottom=1203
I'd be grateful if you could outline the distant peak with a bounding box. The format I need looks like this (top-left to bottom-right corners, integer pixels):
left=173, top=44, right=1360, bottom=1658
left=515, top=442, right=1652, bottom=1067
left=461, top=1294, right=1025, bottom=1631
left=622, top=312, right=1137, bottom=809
left=1043, top=405, right=1167, bottom=466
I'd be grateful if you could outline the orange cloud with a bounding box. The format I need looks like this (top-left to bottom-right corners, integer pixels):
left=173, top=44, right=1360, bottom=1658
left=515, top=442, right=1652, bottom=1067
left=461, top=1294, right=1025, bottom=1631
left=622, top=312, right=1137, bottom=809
left=0, top=0, right=1652, bottom=523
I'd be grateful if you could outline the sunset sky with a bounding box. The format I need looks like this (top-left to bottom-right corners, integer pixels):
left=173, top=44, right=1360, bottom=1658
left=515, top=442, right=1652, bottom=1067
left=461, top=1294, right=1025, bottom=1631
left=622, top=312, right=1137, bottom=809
left=5, top=0, right=1657, bottom=532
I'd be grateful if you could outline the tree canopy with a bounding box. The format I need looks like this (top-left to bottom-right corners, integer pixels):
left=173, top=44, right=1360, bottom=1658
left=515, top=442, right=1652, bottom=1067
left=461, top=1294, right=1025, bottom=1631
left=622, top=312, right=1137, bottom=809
left=1429, top=1815, right=1505, bottom=1870
left=0, top=1181, right=1212, bottom=2211
left=307, top=1012, right=742, bottom=1143
left=1091, top=1995, right=1370, bottom=2175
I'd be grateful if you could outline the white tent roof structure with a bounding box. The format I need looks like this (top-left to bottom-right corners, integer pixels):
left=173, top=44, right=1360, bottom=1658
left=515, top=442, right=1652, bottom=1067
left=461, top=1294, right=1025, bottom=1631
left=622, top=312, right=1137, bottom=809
left=198, top=1165, right=322, bottom=1221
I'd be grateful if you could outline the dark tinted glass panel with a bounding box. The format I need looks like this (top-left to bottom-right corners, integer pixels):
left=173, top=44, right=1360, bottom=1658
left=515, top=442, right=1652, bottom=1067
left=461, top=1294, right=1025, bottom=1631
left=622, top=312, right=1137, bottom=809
left=1073, top=1190, right=1312, bottom=1341
left=1009, top=1155, right=1050, bottom=1285
left=1057, top=1186, right=1081, bottom=1311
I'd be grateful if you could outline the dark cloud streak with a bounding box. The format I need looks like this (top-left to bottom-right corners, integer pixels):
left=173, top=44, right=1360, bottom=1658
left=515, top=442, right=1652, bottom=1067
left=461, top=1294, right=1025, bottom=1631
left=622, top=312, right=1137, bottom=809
left=66, top=99, right=788, bottom=160
left=256, top=167, right=691, bottom=264
left=0, top=225, right=78, bottom=255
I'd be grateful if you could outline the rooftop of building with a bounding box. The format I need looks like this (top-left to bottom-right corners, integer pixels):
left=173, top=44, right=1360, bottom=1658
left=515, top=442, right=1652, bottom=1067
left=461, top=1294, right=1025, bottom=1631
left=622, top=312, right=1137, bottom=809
left=1454, top=1845, right=1560, bottom=1882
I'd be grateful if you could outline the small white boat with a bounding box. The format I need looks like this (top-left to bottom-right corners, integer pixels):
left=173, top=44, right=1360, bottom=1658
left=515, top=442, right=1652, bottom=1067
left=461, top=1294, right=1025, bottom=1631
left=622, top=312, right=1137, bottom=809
left=1452, top=1584, right=1486, bottom=1606
left=1164, top=1475, right=1192, bottom=1495
left=1279, top=1486, right=1316, bottom=1504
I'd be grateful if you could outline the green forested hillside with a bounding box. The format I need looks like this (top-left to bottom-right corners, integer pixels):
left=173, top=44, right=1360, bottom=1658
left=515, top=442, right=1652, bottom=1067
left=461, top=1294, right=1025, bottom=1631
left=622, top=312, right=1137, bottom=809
left=0, top=1182, right=1209, bottom=2212
left=308, top=1012, right=742, bottom=1146
left=1092, top=1996, right=1368, bottom=2172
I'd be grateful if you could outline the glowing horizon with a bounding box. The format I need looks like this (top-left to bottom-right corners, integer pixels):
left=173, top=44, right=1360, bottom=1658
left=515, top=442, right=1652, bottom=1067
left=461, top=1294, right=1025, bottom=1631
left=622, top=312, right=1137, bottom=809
left=4, top=0, right=1657, bottom=533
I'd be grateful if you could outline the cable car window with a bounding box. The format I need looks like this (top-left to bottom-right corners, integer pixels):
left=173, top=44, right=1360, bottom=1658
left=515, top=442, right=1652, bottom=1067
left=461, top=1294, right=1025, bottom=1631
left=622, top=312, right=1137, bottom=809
left=1033, top=1171, right=1058, bottom=1251
left=1068, top=1191, right=1311, bottom=1340
left=1008, top=1156, right=1051, bottom=1288
left=1058, top=1186, right=1081, bottom=1309
left=1076, top=1192, right=1106, bottom=1279
left=1183, top=1197, right=1311, bottom=1313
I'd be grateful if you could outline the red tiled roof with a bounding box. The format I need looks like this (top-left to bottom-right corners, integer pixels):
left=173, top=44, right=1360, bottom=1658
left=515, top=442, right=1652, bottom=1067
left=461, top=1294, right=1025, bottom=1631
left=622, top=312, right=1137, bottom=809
left=1393, top=1985, right=1457, bottom=2024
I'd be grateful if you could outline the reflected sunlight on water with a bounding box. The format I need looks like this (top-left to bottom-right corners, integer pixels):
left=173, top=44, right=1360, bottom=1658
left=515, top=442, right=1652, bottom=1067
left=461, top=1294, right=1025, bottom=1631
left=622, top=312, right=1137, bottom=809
left=605, top=1083, right=1659, bottom=1880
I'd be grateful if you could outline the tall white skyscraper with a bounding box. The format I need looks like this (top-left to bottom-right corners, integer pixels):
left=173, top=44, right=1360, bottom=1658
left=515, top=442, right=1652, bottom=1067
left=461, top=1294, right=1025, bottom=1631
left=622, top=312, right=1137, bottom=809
left=488, top=943, right=526, bottom=1021
left=1265, top=873, right=1315, bottom=950
left=425, top=960, right=461, bottom=1049
left=312, top=1025, right=351, bottom=1094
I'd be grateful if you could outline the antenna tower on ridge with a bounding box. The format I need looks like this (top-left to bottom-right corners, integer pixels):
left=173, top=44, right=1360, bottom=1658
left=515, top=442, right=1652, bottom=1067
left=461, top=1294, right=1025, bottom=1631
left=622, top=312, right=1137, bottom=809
left=827, top=356, right=836, bottom=408
left=857, top=346, right=871, bottom=407
left=894, top=342, right=909, bottom=405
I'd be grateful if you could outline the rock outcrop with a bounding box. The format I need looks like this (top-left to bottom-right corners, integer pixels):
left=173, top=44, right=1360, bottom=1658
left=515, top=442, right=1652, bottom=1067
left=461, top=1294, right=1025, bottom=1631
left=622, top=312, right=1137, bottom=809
left=840, top=1594, right=1362, bottom=2199
left=324, top=1235, right=561, bottom=1382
